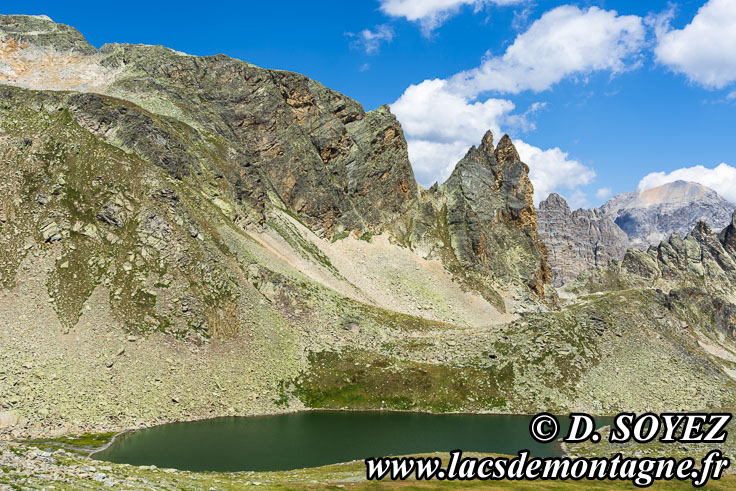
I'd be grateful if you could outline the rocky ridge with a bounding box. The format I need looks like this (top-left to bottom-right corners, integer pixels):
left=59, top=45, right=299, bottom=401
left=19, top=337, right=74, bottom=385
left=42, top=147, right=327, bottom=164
left=0, top=14, right=418, bottom=239
left=569, top=213, right=736, bottom=382
left=0, top=14, right=551, bottom=302
left=395, top=131, right=553, bottom=301
left=537, top=193, right=629, bottom=286
left=572, top=212, right=736, bottom=297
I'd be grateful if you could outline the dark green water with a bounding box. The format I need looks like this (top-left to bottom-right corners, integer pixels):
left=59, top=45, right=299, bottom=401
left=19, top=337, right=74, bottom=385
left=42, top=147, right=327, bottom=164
left=94, top=411, right=612, bottom=472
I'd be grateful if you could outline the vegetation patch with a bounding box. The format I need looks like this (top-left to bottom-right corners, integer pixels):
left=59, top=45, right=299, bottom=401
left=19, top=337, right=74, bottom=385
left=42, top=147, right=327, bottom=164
left=289, top=349, right=510, bottom=412
left=23, top=432, right=118, bottom=455
left=266, top=214, right=340, bottom=276
left=331, top=231, right=349, bottom=242
left=353, top=302, right=454, bottom=331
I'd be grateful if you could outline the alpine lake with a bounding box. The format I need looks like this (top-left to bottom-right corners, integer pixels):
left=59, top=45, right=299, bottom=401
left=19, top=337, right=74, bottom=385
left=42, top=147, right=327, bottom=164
left=93, top=411, right=614, bottom=472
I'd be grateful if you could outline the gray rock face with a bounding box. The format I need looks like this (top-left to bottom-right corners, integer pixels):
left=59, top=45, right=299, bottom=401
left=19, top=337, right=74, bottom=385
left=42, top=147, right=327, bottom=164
left=572, top=212, right=736, bottom=300
left=0, top=14, right=95, bottom=53
left=601, top=181, right=735, bottom=250
left=443, top=133, right=552, bottom=296
left=0, top=15, right=553, bottom=299
left=403, top=132, right=553, bottom=298
left=0, top=15, right=418, bottom=239
left=537, top=193, right=629, bottom=286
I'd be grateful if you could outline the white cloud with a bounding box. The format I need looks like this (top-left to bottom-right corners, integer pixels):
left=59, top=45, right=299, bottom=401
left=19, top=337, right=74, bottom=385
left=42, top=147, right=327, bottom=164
left=404, top=139, right=475, bottom=187
left=391, top=79, right=514, bottom=185
left=566, top=189, right=590, bottom=210
left=595, top=187, right=613, bottom=200
left=390, top=80, right=595, bottom=202
left=514, top=140, right=596, bottom=204
left=379, top=0, right=523, bottom=33
left=391, top=5, right=642, bottom=201
left=654, top=0, right=736, bottom=89
left=392, top=79, right=512, bottom=145
left=449, top=5, right=646, bottom=96
left=347, top=25, right=394, bottom=54
left=638, top=163, right=736, bottom=204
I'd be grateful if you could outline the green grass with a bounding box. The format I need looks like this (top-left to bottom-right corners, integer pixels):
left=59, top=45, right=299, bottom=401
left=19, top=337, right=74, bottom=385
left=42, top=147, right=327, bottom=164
left=289, top=349, right=510, bottom=413
left=23, top=432, right=119, bottom=455
left=353, top=302, right=454, bottom=332
left=279, top=206, right=311, bottom=230
left=331, top=231, right=350, bottom=242
left=266, top=215, right=339, bottom=275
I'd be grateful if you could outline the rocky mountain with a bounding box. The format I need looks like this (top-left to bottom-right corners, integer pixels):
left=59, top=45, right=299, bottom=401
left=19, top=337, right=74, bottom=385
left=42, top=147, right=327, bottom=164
left=537, top=193, right=629, bottom=286
left=0, top=15, right=419, bottom=238
left=396, top=131, right=552, bottom=300
left=572, top=213, right=736, bottom=297
left=0, top=15, right=551, bottom=304
left=570, top=214, right=736, bottom=356
left=2, top=15, right=736, bottom=447
left=601, top=180, right=736, bottom=250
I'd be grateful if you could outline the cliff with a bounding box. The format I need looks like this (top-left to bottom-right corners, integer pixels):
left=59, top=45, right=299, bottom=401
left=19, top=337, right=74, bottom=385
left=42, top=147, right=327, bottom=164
left=537, top=193, right=628, bottom=286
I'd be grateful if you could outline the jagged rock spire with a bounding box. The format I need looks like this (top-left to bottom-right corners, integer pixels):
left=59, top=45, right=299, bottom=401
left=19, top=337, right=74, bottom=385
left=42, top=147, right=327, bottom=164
left=540, top=193, right=570, bottom=211
left=479, top=130, right=495, bottom=154
left=722, top=211, right=736, bottom=254
left=495, top=134, right=520, bottom=164
left=691, top=220, right=713, bottom=238
left=438, top=130, right=552, bottom=297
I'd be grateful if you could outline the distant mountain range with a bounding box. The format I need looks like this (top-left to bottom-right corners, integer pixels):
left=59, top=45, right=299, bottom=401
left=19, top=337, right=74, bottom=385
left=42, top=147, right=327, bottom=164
left=538, top=181, right=736, bottom=285
left=601, top=180, right=736, bottom=250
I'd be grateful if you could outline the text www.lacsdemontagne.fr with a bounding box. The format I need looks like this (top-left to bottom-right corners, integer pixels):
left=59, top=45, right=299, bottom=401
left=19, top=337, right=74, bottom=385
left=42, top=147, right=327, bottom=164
left=365, top=450, right=729, bottom=487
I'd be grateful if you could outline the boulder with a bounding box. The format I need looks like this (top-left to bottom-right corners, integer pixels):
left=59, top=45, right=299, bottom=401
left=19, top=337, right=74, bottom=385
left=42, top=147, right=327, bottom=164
left=0, top=410, right=20, bottom=428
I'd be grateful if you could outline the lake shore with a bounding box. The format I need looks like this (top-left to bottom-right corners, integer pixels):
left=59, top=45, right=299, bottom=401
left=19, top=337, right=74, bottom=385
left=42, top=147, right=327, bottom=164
left=4, top=441, right=736, bottom=490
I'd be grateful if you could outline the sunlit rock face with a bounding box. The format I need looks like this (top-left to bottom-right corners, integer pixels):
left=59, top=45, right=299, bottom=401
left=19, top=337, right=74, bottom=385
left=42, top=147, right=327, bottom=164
left=601, top=180, right=736, bottom=250
left=537, top=193, right=629, bottom=286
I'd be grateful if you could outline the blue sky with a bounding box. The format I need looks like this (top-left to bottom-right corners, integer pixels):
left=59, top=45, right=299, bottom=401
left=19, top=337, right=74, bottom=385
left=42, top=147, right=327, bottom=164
left=9, top=0, right=736, bottom=207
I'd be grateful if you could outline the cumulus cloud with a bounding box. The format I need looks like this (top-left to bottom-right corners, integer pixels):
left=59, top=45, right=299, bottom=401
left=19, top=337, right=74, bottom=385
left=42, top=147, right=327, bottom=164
left=379, top=0, right=523, bottom=33
left=391, top=79, right=513, bottom=185
left=390, top=79, right=596, bottom=203
left=391, top=79, right=513, bottom=145
left=449, top=5, right=646, bottom=96
left=391, top=5, right=642, bottom=201
left=514, top=140, right=596, bottom=204
left=404, top=139, right=475, bottom=187
left=654, top=0, right=736, bottom=89
left=347, top=24, right=394, bottom=54
left=638, top=163, right=736, bottom=204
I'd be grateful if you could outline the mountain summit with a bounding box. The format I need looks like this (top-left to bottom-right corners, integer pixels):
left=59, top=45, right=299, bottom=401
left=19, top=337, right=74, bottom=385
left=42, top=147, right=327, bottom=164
left=0, top=14, right=551, bottom=301
left=601, top=181, right=735, bottom=249
left=537, top=193, right=628, bottom=286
